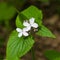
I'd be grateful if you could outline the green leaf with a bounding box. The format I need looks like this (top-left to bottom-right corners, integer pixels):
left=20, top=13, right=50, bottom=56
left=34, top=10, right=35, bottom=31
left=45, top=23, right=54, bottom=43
left=36, top=25, right=56, bottom=38
left=53, top=57, right=60, bottom=60
left=16, top=15, right=24, bottom=28
left=6, top=30, right=34, bottom=59
left=44, top=50, right=60, bottom=60
left=0, top=2, right=16, bottom=21
left=6, top=56, right=19, bottom=60
left=21, top=5, right=43, bottom=26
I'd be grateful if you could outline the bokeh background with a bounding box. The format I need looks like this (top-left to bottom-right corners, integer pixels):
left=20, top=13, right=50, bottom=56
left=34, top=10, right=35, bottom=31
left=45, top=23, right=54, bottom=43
left=0, top=0, right=60, bottom=60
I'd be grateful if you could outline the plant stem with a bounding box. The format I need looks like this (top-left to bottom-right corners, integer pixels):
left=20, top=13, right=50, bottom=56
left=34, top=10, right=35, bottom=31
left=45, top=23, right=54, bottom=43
left=15, top=8, right=20, bottom=14
left=31, top=47, right=35, bottom=60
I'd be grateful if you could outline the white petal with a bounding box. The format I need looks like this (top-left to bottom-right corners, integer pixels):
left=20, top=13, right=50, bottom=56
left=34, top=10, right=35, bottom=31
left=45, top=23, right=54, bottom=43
left=23, top=21, right=30, bottom=27
left=23, top=28, right=28, bottom=31
left=16, top=28, right=22, bottom=32
left=23, top=32, right=29, bottom=36
left=29, top=17, right=35, bottom=24
left=23, top=27, right=30, bottom=32
left=26, top=26, right=31, bottom=31
left=31, top=23, right=38, bottom=28
left=18, top=33, right=22, bottom=37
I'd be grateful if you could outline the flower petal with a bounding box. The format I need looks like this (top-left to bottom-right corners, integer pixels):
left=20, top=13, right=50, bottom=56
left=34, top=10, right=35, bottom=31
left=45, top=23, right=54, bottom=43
left=23, top=32, right=29, bottom=36
left=18, top=32, right=22, bottom=37
left=26, top=26, right=31, bottom=31
left=29, top=17, right=35, bottom=24
left=23, top=26, right=31, bottom=31
left=23, top=21, right=30, bottom=27
left=23, top=28, right=28, bottom=31
left=32, top=23, right=38, bottom=28
left=16, top=28, right=22, bottom=32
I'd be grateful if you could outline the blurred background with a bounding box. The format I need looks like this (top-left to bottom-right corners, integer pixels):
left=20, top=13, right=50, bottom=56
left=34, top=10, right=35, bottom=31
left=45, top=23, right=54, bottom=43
left=0, top=0, right=60, bottom=60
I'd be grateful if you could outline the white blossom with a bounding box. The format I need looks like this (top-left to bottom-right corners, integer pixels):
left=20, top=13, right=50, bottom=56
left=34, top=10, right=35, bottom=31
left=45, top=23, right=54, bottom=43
left=16, top=28, right=29, bottom=37
left=23, top=17, right=38, bottom=31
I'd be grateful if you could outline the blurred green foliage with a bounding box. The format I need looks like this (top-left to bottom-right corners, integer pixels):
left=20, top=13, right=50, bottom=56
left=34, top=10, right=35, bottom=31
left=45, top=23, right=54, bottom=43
left=44, top=50, right=60, bottom=60
left=0, top=37, right=4, bottom=47
left=38, top=0, right=50, bottom=3
left=0, top=55, right=4, bottom=60
left=0, top=2, right=16, bottom=21
left=0, top=37, right=5, bottom=60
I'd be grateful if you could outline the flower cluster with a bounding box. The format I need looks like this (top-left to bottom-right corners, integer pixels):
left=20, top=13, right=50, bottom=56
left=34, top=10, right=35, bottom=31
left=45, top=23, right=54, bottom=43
left=16, top=17, right=38, bottom=38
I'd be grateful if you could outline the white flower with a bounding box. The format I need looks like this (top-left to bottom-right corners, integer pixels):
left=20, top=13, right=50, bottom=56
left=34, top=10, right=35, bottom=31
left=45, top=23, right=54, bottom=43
left=16, top=28, right=29, bottom=37
left=23, top=17, right=38, bottom=31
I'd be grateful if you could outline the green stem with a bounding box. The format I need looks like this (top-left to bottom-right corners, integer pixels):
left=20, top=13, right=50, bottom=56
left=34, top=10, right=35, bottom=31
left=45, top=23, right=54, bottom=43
left=15, top=8, right=20, bottom=14
left=31, top=47, right=35, bottom=60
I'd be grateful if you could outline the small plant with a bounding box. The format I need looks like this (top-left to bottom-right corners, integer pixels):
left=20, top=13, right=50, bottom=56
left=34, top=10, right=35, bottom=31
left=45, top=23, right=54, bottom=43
left=16, top=17, right=38, bottom=37
left=6, top=5, right=56, bottom=60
